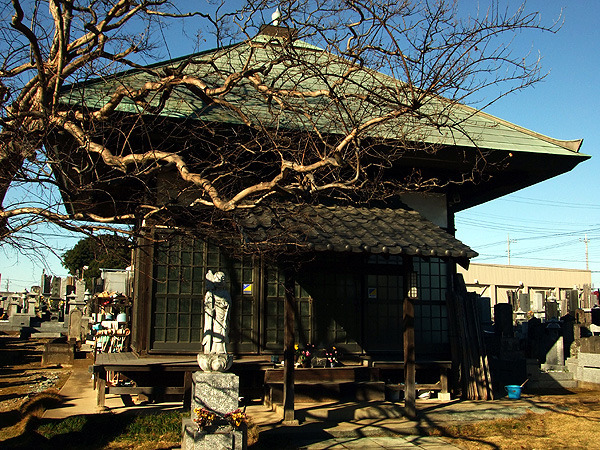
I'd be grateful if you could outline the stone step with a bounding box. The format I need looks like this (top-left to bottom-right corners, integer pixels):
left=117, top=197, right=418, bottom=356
left=525, top=362, right=578, bottom=390
left=528, top=379, right=578, bottom=389
left=30, top=332, right=63, bottom=339
left=36, top=323, right=68, bottom=331
left=538, top=371, right=574, bottom=381
left=80, top=343, right=95, bottom=352
left=540, top=363, right=570, bottom=372
left=527, top=369, right=578, bottom=390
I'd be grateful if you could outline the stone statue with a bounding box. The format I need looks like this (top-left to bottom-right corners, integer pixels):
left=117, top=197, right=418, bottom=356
left=197, top=270, right=233, bottom=372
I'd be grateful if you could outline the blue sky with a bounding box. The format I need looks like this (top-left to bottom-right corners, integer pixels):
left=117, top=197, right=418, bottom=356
left=454, top=1, right=600, bottom=286
left=0, top=1, right=598, bottom=291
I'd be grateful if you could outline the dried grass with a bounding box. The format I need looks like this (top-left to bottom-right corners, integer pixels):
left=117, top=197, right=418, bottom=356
left=437, top=390, right=600, bottom=449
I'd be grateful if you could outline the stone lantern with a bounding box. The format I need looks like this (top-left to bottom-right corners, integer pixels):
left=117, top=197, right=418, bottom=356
left=83, top=290, right=92, bottom=316
left=68, top=291, right=86, bottom=311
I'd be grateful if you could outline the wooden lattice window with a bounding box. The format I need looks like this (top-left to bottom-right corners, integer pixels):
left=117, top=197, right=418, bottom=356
left=150, top=235, right=257, bottom=353
left=414, top=257, right=451, bottom=356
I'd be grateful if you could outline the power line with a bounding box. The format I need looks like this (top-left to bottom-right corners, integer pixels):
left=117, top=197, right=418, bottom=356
left=473, top=253, right=599, bottom=265
left=504, top=195, right=600, bottom=210
left=458, top=209, right=598, bottom=227
left=456, top=217, right=600, bottom=236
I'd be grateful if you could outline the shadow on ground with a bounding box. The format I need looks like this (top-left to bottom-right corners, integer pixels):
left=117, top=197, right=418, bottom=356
left=2, top=408, right=185, bottom=450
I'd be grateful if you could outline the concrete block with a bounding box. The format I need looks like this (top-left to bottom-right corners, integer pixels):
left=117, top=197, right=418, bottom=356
left=581, top=367, right=600, bottom=384
left=9, top=313, right=30, bottom=328
left=578, top=352, right=600, bottom=384
left=438, top=392, right=451, bottom=401
left=579, top=352, right=600, bottom=368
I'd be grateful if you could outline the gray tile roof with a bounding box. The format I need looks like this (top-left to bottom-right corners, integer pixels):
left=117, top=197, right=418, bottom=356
left=236, top=204, right=477, bottom=261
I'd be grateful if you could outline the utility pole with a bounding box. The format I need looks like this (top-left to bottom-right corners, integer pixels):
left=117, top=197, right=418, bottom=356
left=507, top=234, right=517, bottom=265
left=581, top=234, right=590, bottom=270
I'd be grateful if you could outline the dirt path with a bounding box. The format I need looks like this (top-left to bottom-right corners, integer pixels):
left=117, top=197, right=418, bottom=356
left=0, top=335, right=72, bottom=439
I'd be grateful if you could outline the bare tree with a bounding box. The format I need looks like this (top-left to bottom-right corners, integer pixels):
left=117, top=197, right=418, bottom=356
left=0, top=0, right=559, bottom=251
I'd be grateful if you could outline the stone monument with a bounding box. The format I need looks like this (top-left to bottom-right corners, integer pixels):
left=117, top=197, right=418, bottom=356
left=182, top=271, right=246, bottom=450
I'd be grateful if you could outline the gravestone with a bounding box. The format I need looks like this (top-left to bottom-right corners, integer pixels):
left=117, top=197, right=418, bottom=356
left=477, top=297, right=492, bottom=325
left=543, top=319, right=564, bottom=367
left=566, top=290, right=579, bottom=314
left=68, top=309, right=84, bottom=342
left=494, top=303, right=513, bottom=337
left=518, top=293, right=530, bottom=312
left=532, top=292, right=544, bottom=313
left=545, top=300, right=559, bottom=320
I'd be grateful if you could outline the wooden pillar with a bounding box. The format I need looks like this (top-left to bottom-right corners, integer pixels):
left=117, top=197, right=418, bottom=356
left=182, top=371, right=193, bottom=410
left=403, top=258, right=416, bottom=419
left=132, top=233, right=153, bottom=354
left=282, top=267, right=296, bottom=422
left=96, top=370, right=107, bottom=409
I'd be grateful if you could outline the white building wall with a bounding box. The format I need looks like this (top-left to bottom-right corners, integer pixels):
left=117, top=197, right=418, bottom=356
left=400, top=192, right=447, bottom=228
left=100, top=269, right=131, bottom=295
left=457, top=263, right=592, bottom=316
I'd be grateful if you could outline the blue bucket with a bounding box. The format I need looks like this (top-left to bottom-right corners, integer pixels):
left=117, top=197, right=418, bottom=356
left=505, top=385, right=522, bottom=399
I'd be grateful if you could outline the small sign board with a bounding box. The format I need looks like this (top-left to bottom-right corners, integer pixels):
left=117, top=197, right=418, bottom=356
left=243, top=283, right=253, bottom=295
left=368, top=287, right=377, bottom=299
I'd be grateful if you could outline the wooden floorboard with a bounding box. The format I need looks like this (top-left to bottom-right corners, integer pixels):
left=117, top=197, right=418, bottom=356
left=93, top=353, right=272, bottom=371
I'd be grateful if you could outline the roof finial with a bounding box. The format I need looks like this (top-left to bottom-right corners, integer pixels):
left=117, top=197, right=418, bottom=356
left=271, top=8, right=282, bottom=26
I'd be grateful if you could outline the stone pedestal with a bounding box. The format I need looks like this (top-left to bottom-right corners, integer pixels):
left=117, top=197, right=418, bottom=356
left=182, top=421, right=245, bottom=450
left=182, top=372, right=246, bottom=450
left=191, top=371, right=239, bottom=412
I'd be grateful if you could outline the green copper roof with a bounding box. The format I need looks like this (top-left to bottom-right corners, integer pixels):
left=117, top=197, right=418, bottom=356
left=61, top=30, right=586, bottom=159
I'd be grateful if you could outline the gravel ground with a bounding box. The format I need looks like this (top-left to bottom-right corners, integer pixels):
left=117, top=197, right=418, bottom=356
left=0, top=335, right=72, bottom=415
